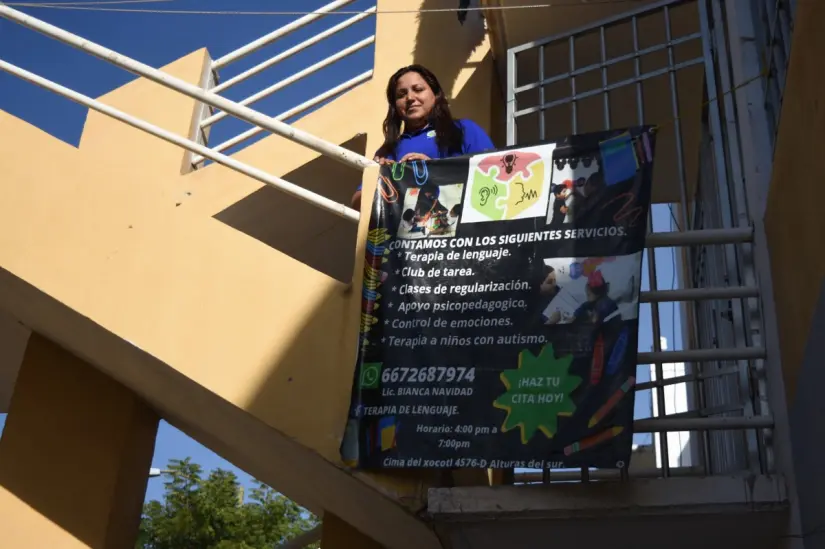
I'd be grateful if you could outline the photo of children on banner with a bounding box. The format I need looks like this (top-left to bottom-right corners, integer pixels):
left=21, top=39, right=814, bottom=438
left=539, top=254, right=641, bottom=326
left=546, top=151, right=606, bottom=227
left=396, top=183, right=464, bottom=239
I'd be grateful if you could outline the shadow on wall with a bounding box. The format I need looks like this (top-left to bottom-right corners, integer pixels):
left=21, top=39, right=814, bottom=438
left=0, top=270, right=351, bottom=536
left=450, top=49, right=497, bottom=136
left=790, top=278, right=825, bottom=548
left=213, top=134, right=367, bottom=283
left=413, top=0, right=486, bottom=100
left=235, top=270, right=445, bottom=514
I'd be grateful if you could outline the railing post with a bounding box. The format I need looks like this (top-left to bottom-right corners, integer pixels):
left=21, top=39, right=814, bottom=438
left=0, top=3, right=376, bottom=171
left=183, top=56, right=217, bottom=172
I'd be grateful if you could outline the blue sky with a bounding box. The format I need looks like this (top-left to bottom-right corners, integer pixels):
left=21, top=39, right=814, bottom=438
left=0, top=0, right=682, bottom=500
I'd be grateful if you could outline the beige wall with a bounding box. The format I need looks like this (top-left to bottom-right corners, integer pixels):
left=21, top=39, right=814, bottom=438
left=764, top=0, right=825, bottom=405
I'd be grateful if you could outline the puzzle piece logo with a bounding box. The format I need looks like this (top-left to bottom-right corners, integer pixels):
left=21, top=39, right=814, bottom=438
left=463, top=147, right=552, bottom=224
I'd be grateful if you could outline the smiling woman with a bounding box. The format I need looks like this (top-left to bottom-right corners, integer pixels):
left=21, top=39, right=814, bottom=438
left=351, top=64, right=494, bottom=209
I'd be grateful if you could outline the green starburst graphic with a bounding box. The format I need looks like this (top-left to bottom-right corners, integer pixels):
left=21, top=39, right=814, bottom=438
left=493, top=343, right=582, bottom=444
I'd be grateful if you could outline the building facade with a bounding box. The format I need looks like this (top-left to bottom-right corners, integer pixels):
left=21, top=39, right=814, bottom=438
left=0, top=0, right=821, bottom=547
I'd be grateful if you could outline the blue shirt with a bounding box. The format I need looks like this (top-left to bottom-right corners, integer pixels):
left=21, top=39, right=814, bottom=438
left=357, top=119, right=494, bottom=190
left=384, top=119, right=494, bottom=161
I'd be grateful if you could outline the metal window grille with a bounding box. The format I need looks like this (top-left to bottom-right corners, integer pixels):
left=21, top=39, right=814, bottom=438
left=506, top=0, right=782, bottom=482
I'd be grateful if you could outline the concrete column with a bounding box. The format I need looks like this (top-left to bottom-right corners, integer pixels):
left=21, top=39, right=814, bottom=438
left=0, top=334, right=159, bottom=548
left=321, top=513, right=385, bottom=549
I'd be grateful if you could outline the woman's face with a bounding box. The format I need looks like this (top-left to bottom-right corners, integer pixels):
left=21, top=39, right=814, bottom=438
left=395, top=71, right=436, bottom=128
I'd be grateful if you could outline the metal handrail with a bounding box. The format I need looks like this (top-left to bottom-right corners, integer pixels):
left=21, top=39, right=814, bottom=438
left=509, top=0, right=685, bottom=54
left=0, top=5, right=763, bottom=249
left=0, top=51, right=764, bottom=263
left=513, top=32, right=702, bottom=96
left=195, top=1, right=377, bottom=163
left=0, top=59, right=360, bottom=223
left=504, top=0, right=775, bottom=481
left=213, top=0, right=358, bottom=69
left=638, top=346, right=765, bottom=364
left=192, top=70, right=373, bottom=165
left=213, top=7, right=376, bottom=94
left=0, top=3, right=376, bottom=172
left=640, top=286, right=758, bottom=303
left=635, top=415, right=773, bottom=432
left=201, top=36, right=375, bottom=129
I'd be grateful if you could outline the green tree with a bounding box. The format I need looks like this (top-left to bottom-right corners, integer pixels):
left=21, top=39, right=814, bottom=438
left=138, top=458, right=319, bottom=549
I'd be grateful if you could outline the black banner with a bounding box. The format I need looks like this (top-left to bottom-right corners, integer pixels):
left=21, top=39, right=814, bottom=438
left=341, top=127, right=656, bottom=470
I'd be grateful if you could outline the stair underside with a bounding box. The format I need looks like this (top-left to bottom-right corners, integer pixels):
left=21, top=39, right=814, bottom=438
left=429, top=476, right=789, bottom=549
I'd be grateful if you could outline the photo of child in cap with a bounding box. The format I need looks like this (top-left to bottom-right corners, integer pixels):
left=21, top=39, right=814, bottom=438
left=572, top=270, right=618, bottom=325
left=539, top=254, right=640, bottom=326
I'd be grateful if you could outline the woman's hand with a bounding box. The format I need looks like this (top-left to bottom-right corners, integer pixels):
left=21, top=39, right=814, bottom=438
left=374, top=156, right=394, bottom=166
left=351, top=190, right=362, bottom=210
left=398, top=153, right=431, bottom=163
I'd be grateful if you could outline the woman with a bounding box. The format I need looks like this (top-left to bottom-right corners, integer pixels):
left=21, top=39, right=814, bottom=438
left=351, top=65, right=495, bottom=209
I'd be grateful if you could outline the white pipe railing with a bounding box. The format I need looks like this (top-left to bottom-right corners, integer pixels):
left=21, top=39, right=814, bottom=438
left=0, top=59, right=360, bottom=223
left=213, top=7, right=376, bottom=94
left=6, top=52, right=761, bottom=268
left=201, top=36, right=375, bottom=129
left=0, top=6, right=761, bottom=247
left=192, top=70, right=373, bottom=165
left=0, top=3, right=376, bottom=172
left=213, top=0, right=357, bottom=69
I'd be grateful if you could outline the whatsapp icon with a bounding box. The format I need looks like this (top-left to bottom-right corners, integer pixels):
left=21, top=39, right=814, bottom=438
left=359, top=362, right=383, bottom=390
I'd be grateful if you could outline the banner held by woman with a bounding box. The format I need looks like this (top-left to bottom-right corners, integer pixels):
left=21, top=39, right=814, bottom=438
left=342, top=127, right=657, bottom=471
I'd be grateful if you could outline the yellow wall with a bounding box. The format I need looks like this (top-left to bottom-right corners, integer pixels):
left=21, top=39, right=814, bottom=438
left=0, top=335, right=158, bottom=548
left=322, top=513, right=385, bottom=549
left=764, top=0, right=825, bottom=404
left=0, top=1, right=496, bottom=547
left=0, top=309, right=28, bottom=413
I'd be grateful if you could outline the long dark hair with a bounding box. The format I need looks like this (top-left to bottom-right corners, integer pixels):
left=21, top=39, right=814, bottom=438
left=376, top=65, right=464, bottom=159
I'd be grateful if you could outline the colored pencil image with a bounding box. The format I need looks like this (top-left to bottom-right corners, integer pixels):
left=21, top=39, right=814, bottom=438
left=606, top=326, right=629, bottom=375
left=588, top=376, right=636, bottom=428
left=590, top=334, right=605, bottom=385
left=564, top=426, right=624, bottom=456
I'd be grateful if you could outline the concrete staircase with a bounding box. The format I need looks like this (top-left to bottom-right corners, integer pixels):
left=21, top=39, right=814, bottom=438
left=0, top=47, right=442, bottom=549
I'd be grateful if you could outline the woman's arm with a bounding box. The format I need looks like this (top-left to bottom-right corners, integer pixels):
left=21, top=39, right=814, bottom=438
left=352, top=149, right=397, bottom=209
